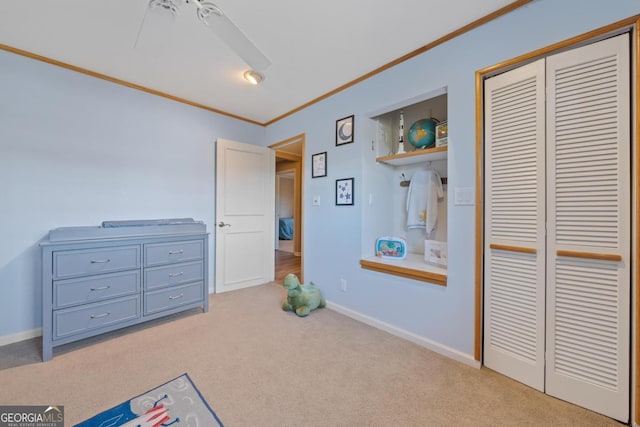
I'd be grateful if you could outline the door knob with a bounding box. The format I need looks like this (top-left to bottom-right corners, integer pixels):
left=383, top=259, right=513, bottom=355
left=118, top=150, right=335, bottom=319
left=218, top=221, right=231, bottom=228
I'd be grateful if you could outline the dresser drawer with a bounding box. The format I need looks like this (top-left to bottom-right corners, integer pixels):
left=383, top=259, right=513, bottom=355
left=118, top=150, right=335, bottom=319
left=144, top=240, right=203, bottom=267
left=144, top=282, right=204, bottom=315
left=53, top=246, right=140, bottom=279
left=144, top=261, right=204, bottom=290
left=53, top=295, right=140, bottom=339
left=53, top=270, right=140, bottom=309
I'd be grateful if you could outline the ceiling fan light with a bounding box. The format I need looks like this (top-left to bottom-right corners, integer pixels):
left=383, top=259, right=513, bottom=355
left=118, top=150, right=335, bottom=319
left=244, top=70, right=264, bottom=85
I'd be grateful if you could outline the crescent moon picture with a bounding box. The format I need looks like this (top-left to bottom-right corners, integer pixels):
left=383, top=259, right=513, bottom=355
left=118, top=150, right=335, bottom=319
left=335, top=115, right=354, bottom=146
left=338, top=122, right=352, bottom=140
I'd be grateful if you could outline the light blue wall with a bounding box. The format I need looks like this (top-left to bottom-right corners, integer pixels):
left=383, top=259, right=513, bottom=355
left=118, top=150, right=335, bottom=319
left=2, top=0, right=640, bottom=356
left=266, top=0, right=640, bottom=359
left=0, top=50, right=264, bottom=337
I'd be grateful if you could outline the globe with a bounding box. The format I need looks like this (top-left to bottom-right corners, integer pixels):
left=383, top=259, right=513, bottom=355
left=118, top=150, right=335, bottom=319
left=407, top=118, right=438, bottom=149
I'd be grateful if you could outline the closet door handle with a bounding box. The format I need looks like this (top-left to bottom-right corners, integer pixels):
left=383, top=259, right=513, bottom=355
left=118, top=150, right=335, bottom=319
left=489, top=244, right=536, bottom=254
left=557, top=250, right=622, bottom=262
left=218, top=222, right=231, bottom=228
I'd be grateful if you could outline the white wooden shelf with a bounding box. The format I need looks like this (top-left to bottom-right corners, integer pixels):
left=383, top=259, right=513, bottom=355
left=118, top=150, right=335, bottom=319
left=360, top=253, right=447, bottom=286
left=376, top=146, right=447, bottom=166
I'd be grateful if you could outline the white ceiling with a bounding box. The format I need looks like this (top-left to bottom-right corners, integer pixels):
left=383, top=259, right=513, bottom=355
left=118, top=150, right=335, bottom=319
left=0, top=0, right=518, bottom=124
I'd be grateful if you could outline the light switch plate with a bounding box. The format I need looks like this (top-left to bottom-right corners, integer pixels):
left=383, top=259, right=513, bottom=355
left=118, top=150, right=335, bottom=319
left=454, top=187, right=474, bottom=205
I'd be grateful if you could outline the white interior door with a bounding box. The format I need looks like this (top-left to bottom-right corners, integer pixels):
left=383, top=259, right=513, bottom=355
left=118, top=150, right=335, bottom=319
left=215, top=138, right=275, bottom=293
left=483, top=58, right=547, bottom=392
left=545, top=34, right=630, bottom=422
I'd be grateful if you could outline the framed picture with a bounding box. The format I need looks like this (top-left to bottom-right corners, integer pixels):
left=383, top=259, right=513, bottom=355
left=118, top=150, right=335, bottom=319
left=335, top=178, right=354, bottom=206
left=336, top=115, right=354, bottom=146
left=311, top=152, right=327, bottom=178
left=425, top=240, right=448, bottom=266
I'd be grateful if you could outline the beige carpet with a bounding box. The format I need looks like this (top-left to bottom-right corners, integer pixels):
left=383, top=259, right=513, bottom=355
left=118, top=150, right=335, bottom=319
left=0, top=283, right=620, bottom=426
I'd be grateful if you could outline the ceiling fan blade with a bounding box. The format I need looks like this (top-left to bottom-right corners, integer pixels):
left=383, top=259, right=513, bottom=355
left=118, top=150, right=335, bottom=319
left=197, top=2, right=271, bottom=72
left=134, top=0, right=180, bottom=49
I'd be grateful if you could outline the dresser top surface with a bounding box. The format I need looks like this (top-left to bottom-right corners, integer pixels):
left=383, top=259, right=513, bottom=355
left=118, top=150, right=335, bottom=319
left=41, top=220, right=208, bottom=246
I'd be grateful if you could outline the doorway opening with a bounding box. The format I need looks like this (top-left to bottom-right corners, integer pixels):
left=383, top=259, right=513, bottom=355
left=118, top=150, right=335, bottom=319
left=270, top=134, right=305, bottom=283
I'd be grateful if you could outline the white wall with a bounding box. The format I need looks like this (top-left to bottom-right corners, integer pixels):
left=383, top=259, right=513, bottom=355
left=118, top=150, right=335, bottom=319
left=265, top=0, right=640, bottom=361
left=0, top=50, right=264, bottom=337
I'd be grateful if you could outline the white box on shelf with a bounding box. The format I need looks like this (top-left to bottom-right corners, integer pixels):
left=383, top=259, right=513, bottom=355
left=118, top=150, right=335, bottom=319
left=435, top=121, right=448, bottom=147
left=425, top=240, right=447, bottom=266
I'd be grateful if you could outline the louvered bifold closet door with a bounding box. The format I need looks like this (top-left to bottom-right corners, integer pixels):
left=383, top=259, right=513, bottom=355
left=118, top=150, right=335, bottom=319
left=483, top=59, right=546, bottom=391
left=545, top=34, right=630, bottom=422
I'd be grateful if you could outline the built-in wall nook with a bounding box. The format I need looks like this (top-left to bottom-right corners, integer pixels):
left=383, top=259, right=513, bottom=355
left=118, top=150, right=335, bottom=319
left=360, top=88, right=448, bottom=286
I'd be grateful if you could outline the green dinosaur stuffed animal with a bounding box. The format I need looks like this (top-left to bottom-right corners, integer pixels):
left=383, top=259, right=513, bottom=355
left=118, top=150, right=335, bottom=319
left=282, top=273, right=326, bottom=317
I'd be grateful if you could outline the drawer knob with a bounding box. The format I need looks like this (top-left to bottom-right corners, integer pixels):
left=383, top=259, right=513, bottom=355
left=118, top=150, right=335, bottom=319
left=90, top=312, right=111, bottom=319
left=168, top=272, right=184, bottom=278
left=90, top=285, right=111, bottom=291
left=90, top=259, right=111, bottom=264
left=169, top=293, right=184, bottom=300
left=168, top=250, right=184, bottom=255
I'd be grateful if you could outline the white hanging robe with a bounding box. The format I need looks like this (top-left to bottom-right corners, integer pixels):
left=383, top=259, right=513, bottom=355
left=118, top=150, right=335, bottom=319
left=406, top=170, right=443, bottom=233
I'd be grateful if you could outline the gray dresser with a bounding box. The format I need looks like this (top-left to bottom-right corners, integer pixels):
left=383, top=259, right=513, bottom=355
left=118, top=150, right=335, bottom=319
left=40, top=220, right=209, bottom=361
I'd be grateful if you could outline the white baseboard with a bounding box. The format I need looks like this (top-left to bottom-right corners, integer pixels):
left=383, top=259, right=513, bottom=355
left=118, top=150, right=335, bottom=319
left=326, top=300, right=481, bottom=368
left=0, top=328, right=42, bottom=347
